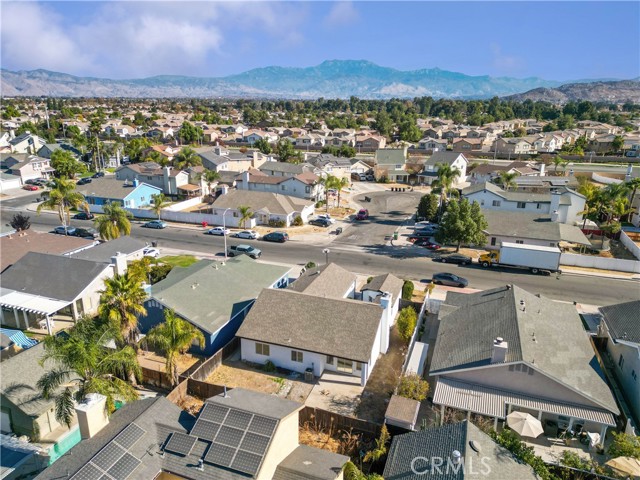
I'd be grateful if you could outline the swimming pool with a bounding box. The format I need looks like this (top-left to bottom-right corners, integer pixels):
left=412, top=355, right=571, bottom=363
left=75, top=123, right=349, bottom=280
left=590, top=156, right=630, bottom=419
left=48, top=426, right=81, bottom=464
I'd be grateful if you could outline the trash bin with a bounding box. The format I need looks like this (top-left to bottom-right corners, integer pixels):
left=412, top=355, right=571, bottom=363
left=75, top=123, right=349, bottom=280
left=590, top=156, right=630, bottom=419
left=393, top=232, right=398, bottom=240
left=304, top=368, right=314, bottom=382
left=151, top=241, right=158, bottom=248
left=335, top=227, right=343, bottom=235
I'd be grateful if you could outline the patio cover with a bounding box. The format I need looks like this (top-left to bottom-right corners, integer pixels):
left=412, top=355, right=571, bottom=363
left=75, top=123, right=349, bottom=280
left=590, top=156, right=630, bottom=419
left=433, top=377, right=616, bottom=426
left=0, top=288, right=70, bottom=316
left=177, top=184, right=201, bottom=191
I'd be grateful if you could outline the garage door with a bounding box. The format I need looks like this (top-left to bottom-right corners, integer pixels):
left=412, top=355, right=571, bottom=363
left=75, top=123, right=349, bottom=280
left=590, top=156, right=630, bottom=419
left=1, top=410, right=12, bottom=433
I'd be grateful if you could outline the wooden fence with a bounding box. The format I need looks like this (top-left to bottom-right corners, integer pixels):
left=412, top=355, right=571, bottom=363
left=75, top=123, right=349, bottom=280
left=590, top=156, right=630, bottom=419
left=141, top=366, right=173, bottom=390
left=181, top=337, right=240, bottom=382
left=298, top=406, right=381, bottom=437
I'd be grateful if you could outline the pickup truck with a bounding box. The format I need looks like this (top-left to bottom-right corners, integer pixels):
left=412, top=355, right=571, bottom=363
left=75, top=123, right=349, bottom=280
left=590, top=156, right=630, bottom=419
left=228, top=244, right=262, bottom=259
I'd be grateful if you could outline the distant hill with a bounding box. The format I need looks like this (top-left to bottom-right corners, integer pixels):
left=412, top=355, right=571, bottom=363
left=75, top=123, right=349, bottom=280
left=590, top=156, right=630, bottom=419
left=505, top=80, right=640, bottom=104
left=0, top=60, right=634, bottom=101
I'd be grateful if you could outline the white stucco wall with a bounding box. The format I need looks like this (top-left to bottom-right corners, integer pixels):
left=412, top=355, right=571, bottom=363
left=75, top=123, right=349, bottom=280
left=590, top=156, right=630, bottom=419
left=606, top=340, right=640, bottom=424
left=258, top=413, right=300, bottom=480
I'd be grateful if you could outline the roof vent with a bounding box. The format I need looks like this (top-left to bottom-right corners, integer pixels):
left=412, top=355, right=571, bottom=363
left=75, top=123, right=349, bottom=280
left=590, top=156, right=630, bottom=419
left=469, top=440, right=481, bottom=453
left=196, top=459, right=204, bottom=471
left=506, top=285, right=512, bottom=290
left=191, top=283, right=199, bottom=289
left=451, top=450, right=462, bottom=464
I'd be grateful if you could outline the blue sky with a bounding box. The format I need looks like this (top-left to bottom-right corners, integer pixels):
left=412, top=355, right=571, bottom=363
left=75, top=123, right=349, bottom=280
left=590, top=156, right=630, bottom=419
left=2, top=1, right=638, bottom=81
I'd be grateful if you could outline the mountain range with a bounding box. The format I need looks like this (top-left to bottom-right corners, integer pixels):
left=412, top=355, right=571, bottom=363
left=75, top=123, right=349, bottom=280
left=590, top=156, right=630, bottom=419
left=1, top=60, right=638, bottom=101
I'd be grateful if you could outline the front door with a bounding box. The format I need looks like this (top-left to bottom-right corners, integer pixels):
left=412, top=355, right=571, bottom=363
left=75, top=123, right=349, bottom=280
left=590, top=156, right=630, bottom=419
left=337, top=358, right=353, bottom=373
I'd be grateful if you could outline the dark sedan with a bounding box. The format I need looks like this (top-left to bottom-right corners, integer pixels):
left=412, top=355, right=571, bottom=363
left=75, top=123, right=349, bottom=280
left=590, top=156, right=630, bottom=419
left=414, top=239, right=441, bottom=250
left=309, top=218, right=331, bottom=228
left=431, top=272, right=469, bottom=288
left=73, top=212, right=95, bottom=220
left=433, top=253, right=472, bottom=265
left=263, top=231, right=289, bottom=243
left=77, top=177, right=92, bottom=185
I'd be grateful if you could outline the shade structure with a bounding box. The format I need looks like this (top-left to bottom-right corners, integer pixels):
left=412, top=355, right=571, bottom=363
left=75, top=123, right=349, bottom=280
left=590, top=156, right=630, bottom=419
left=506, top=411, right=544, bottom=438
left=605, top=457, right=640, bottom=478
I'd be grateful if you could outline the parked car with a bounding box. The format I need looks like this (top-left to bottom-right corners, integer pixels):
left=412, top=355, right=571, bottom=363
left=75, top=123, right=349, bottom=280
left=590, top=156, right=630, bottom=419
left=25, top=179, right=40, bottom=185
left=73, top=227, right=99, bottom=239
left=54, top=226, right=77, bottom=235
left=143, top=220, right=168, bottom=229
left=23, top=184, right=39, bottom=191
left=309, top=218, right=331, bottom=227
left=415, top=221, right=438, bottom=229
left=228, top=244, right=262, bottom=259
left=143, top=247, right=160, bottom=258
left=431, top=272, right=468, bottom=288
left=358, top=173, right=367, bottom=181
left=32, top=178, right=49, bottom=187
left=92, top=171, right=105, bottom=178
left=316, top=214, right=335, bottom=224
left=366, top=175, right=375, bottom=181
left=414, top=239, right=440, bottom=250
left=77, top=177, right=92, bottom=185
left=207, top=227, right=230, bottom=236
left=433, top=253, right=472, bottom=265
left=263, top=231, right=289, bottom=243
left=73, top=212, right=95, bottom=220
left=355, top=208, right=369, bottom=220
left=327, top=189, right=337, bottom=196
left=234, top=230, right=260, bottom=240
left=408, top=231, right=436, bottom=242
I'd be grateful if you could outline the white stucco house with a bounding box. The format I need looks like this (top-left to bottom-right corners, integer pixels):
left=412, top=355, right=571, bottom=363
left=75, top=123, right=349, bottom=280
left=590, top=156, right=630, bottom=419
left=417, top=151, right=468, bottom=186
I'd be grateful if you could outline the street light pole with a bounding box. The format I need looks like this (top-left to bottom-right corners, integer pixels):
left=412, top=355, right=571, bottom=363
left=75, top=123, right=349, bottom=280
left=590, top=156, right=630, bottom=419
left=323, top=248, right=330, bottom=265
left=223, top=207, right=231, bottom=261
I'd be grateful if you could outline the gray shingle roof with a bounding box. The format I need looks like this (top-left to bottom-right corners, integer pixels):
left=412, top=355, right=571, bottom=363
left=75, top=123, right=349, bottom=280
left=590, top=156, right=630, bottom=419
left=463, top=182, right=584, bottom=204
left=362, top=273, right=403, bottom=301
left=599, top=300, right=640, bottom=344
left=236, top=289, right=383, bottom=363
left=430, top=285, right=619, bottom=414
left=259, top=162, right=311, bottom=174
left=70, top=236, right=147, bottom=263
left=207, top=387, right=302, bottom=420
left=273, top=445, right=349, bottom=480
left=1, top=252, right=111, bottom=301
left=213, top=190, right=313, bottom=216
left=385, top=395, right=420, bottom=425
left=287, top=263, right=356, bottom=299
left=383, top=421, right=537, bottom=480
left=76, top=177, right=161, bottom=200
left=375, top=148, right=407, bottom=166
left=150, top=257, right=290, bottom=334
left=425, top=151, right=467, bottom=167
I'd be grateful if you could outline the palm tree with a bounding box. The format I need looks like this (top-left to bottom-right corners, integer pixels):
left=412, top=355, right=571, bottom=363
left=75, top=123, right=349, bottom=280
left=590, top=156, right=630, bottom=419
left=175, top=147, right=202, bottom=169
left=37, top=318, right=140, bottom=428
left=98, top=272, right=147, bottom=347
left=145, top=309, right=204, bottom=387
left=94, top=202, right=132, bottom=240
left=151, top=193, right=170, bottom=220
left=237, top=205, right=253, bottom=229
left=497, top=171, right=518, bottom=191
left=577, top=179, right=602, bottom=229
left=321, top=175, right=340, bottom=212
left=36, top=178, right=86, bottom=231
left=200, top=169, right=221, bottom=196
left=335, top=177, right=350, bottom=209
left=431, top=163, right=461, bottom=216
left=552, top=155, right=568, bottom=176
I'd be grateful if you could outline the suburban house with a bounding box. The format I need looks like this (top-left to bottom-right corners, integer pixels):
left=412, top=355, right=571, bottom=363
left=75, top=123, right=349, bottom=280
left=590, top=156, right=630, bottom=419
left=493, top=138, right=536, bottom=155
left=146, top=126, right=174, bottom=139
left=37, top=143, right=82, bottom=159
left=374, top=146, right=409, bottom=183
left=36, top=388, right=348, bottom=480
left=9, top=132, right=44, bottom=154
left=258, top=161, right=314, bottom=177
left=482, top=210, right=591, bottom=249
left=70, top=237, right=148, bottom=264
left=430, top=285, right=619, bottom=442
left=76, top=177, right=162, bottom=212
left=355, top=134, right=386, bottom=150
left=418, top=151, right=468, bottom=186
left=0, top=252, right=118, bottom=331
left=467, top=163, right=511, bottom=184
left=0, top=153, right=55, bottom=181
left=0, top=170, right=22, bottom=190
left=116, top=163, right=193, bottom=196
left=235, top=171, right=323, bottom=201
left=514, top=175, right=580, bottom=192
left=452, top=137, right=484, bottom=152
left=597, top=300, right=640, bottom=428
left=244, top=130, right=279, bottom=144
left=139, top=256, right=291, bottom=355
left=197, top=146, right=270, bottom=173
left=305, top=154, right=353, bottom=180
left=361, top=273, right=404, bottom=327
left=289, top=263, right=357, bottom=299
left=212, top=190, right=315, bottom=227
left=384, top=421, right=537, bottom=479
left=462, top=182, right=586, bottom=225
left=349, top=158, right=372, bottom=175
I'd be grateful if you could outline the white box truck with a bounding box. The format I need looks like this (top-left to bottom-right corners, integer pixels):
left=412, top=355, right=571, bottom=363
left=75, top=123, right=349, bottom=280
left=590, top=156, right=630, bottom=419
left=479, top=242, right=561, bottom=275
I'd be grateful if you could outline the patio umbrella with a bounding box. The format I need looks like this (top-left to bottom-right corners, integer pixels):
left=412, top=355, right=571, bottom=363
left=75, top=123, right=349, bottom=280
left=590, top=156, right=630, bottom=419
left=605, top=457, right=640, bottom=478
left=506, top=411, right=544, bottom=438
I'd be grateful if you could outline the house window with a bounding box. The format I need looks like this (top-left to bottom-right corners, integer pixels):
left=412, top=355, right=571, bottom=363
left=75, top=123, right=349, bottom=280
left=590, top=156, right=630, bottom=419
left=326, top=355, right=334, bottom=365
left=517, top=202, right=526, bottom=209
left=255, top=343, right=270, bottom=356
left=492, top=200, right=501, bottom=207
left=536, top=203, right=541, bottom=209
left=618, top=354, right=625, bottom=369
left=291, top=350, right=303, bottom=363
left=480, top=200, right=485, bottom=205
left=337, top=358, right=352, bottom=373
left=395, top=164, right=402, bottom=169
left=515, top=240, right=524, bottom=244
left=305, top=186, right=310, bottom=193
left=550, top=243, right=556, bottom=247
left=355, top=362, right=363, bottom=371
left=281, top=185, right=286, bottom=191
left=490, top=237, right=497, bottom=246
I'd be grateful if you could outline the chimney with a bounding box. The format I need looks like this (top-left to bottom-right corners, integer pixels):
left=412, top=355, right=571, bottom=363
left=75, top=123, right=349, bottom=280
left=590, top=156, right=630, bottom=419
left=538, top=162, right=545, bottom=176
left=491, top=337, right=508, bottom=364
left=550, top=191, right=561, bottom=216
left=240, top=171, right=250, bottom=190
left=626, top=163, right=633, bottom=182
left=214, top=145, right=222, bottom=155
left=132, top=178, right=139, bottom=187
left=75, top=393, right=109, bottom=440
left=111, top=252, right=128, bottom=276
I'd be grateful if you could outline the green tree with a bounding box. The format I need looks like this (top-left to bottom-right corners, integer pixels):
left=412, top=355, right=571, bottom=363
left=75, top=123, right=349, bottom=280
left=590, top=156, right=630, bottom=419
left=432, top=163, right=462, bottom=210
left=436, top=199, right=487, bottom=252
left=276, top=139, right=301, bottom=163
left=36, top=178, right=86, bottom=231
left=98, top=272, right=147, bottom=347
left=238, top=205, right=253, bottom=228
left=363, top=425, right=390, bottom=463
left=334, top=176, right=350, bottom=208
left=124, top=137, right=152, bottom=163
left=374, top=111, right=393, bottom=137
left=611, top=135, right=624, bottom=153
left=397, top=306, right=418, bottom=342
left=397, top=373, right=430, bottom=401
left=416, top=193, right=439, bottom=221
left=174, top=147, right=202, bottom=169
left=200, top=169, right=221, bottom=196
left=178, top=121, right=203, bottom=144
left=497, top=171, right=518, bottom=191
left=254, top=138, right=272, bottom=155
left=2, top=105, right=20, bottom=119
left=608, top=431, right=640, bottom=459
left=94, top=201, right=132, bottom=240
left=343, top=462, right=384, bottom=480
left=37, top=318, right=140, bottom=428
left=321, top=175, right=340, bottom=212
left=401, top=280, right=414, bottom=300
left=146, top=309, right=205, bottom=387
left=50, top=149, right=87, bottom=179
left=399, top=119, right=422, bottom=142
left=10, top=213, right=31, bottom=231
left=151, top=193, right=170, bottom=220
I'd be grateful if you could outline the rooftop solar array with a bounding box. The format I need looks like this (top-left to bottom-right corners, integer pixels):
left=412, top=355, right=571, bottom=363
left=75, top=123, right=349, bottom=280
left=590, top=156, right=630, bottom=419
left=164, top=432, right=198, bottom=456
left=187, top=402, right=279, bottom=477
left=71, top=423, right=145, bottom=480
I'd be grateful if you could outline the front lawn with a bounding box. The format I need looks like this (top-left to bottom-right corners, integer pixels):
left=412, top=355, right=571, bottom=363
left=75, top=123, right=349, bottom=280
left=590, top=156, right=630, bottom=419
left=158, top=255, right=198, bottom=268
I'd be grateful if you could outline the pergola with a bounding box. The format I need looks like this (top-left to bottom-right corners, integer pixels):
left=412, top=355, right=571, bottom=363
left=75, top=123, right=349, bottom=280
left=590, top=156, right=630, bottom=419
left=0, top=288, right=70, bottom=335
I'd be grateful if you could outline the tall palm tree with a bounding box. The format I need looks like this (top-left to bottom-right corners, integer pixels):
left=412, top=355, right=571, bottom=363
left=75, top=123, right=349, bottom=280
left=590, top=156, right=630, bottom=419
left=94, top=202, right=132, bottom=240
left=98, top=272, right=147, bottom=347
left=321, top=175, right=340, bottom=212
left=36, top=178, right=86, bottom=231
left=431, top=163, right=461, bottom=216
left=145, top=309, right=204, bottom=387
left=151, top=193, right=170, bottom=220
left=175, top=147, right=202, bottom=169
left=37, top=318, right=140, bottom=428
left=238, top=205, right=253, bottom=229
left=335, top=176, right=350, bottom=209
left=497, top=171, right=518, bottom=191
left=200, top=169, right=221, bottom=196
left=624, top=177, right=640, bottom=222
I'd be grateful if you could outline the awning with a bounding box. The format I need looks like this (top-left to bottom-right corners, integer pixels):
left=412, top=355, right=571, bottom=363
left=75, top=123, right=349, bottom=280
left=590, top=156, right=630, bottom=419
left=177, top=184, right=201, bottom=191
left=433, top=377, right=616, bottom=426
left=0, top=288, right=70, bottom=316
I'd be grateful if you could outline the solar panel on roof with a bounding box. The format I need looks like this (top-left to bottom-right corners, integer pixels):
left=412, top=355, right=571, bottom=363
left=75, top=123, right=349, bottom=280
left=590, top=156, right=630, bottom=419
left=107, top=452, right=141, bottom=480
left=230, top=450, right=263, bottom=476
left=113, top=423, right=145, bottom=450
left=199, top=403, right=230, bottom=423
left=92, top=443, right=126, bottom=472
left=239, top=432, right=270, bottom=455
left=99, top=475, right=112, bottom=480
left=204, top=442, right=236, bottom=468
left=190, top=419, right=220, bottom=441
left=164, top=432, right=198, bottom=456
left=247, top=415, right=277, bottom=436
left=224, top=410, right=252, bottom=430
left=215, top=425, right=245, bottom=448
left=71, top=463, right=103, bottom=480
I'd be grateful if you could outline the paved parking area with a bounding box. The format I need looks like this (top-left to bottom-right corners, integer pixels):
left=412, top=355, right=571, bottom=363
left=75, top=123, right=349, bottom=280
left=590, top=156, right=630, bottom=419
left=306, top=371, right=364, bottom=416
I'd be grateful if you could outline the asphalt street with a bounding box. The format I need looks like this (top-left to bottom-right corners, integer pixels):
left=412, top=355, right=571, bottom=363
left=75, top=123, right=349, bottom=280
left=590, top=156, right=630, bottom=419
left=2, top=190, right=638, bottom=306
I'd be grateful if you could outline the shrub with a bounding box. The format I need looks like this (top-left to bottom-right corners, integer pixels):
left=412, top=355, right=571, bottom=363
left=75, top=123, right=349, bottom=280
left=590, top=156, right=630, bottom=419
left=315, top=200, right=325, bottom=208
left=262, top=360, right=276, bottom=373
left=10, top=213, right=31, bottom=231
left=292, top=216, right=303, bottom=226
left=366, top=276, right=373, bottom=283
left=401, top=280, right=414, bottom=300
left=397, top=306, right=417, bottom=342
left=397, top=373, right=430, bottom=402
left=149, top=264, right=173, bottom=284
left=608, top=431, right=640, bottom=459
left=268, top=219, right=286, bottom=228
left=305, top=261, right=316, bottom=269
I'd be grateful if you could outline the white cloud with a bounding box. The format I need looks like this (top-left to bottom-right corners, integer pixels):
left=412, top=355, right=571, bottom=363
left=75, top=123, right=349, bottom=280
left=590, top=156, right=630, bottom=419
left=323, top=1, right=359, bottom=28
left=490, top=43, right=524, bottom=73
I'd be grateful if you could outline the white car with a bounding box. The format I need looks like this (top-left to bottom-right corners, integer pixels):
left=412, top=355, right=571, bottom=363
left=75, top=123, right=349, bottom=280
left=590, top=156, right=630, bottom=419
left=316, top=214, right=335, bottom=224
left=208, top=227, right=230, bottom=236
left=234, top=230, right=260, bottom=240
left=143, top=247, right=160, bottom=258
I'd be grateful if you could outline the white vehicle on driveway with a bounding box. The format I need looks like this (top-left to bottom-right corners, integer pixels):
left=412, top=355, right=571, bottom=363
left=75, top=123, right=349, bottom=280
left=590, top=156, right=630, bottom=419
left=143, top=247, right=160, bottom=258
left=316, top=214, right=335, bottom=224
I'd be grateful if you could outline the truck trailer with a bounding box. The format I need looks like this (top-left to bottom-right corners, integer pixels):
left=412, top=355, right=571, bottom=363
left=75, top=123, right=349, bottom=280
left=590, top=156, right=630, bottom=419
left=479, top=242, right=562, bottom=275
